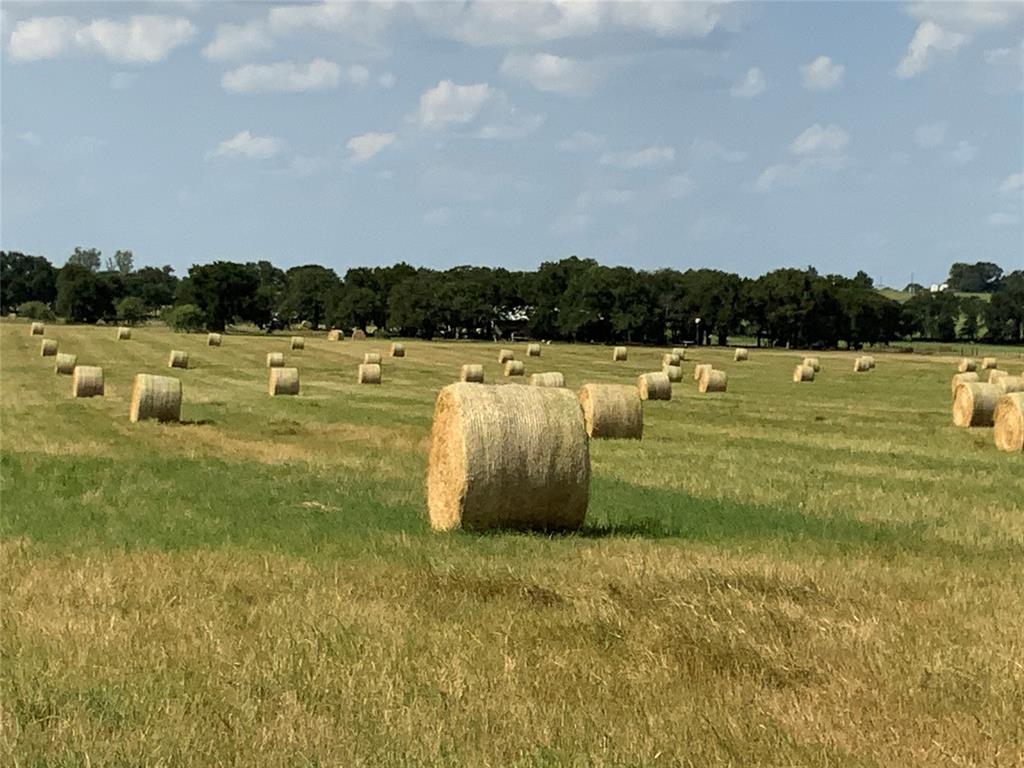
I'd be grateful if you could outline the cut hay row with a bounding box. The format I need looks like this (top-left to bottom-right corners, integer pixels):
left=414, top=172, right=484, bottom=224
left=793, top=364, right=815, bottom=382
left=662, top=364, right=682, bottom=382
left=54, top=353, right=77, bottom=375
left=207, top=333, right=222, bottom=346
left=116, top=326, right=131, bottom=341
left=994, top=393, right=1024, bottom=452
left=390, top=342, right=405, bottom=357
left=803, top=356, right=821, bottom=372
left=71, top=366, right=104, bottom=397
left=129, top=374, right=181, bottom=423
left=662, top=352, right=681, bottom=367
left=498, top=348, right=515, bottom=364
left=363, top=351, right=382, bottom=365
left=168, top=350, right=189, bottom=369
left=290, top=336, right=305, bottom=350
left=699, top=368, right=727, bottom=393
left=529, top=371, right=564, bottom=388
left=266, top=352, right=285, bottom=368
left=527, top=343, right=541, bottom=357
left=358, top=363, right=382, bottom=384
left=734, top=348, right=748, bottom=362
left=612, top=346, right=627, bottom=361
left=40, top=338, right=58, bottom=357
left=693, top=363, right=712, bottom=381
left=951, top=372, right=980, bottom=398
left=269, top=367, right=300, bottom=396
left=952, top=382, right=999, bottom=427
left=958, top=358, right=977, bottom=373
left=30, top=322, right=44, bottom=336
left=504, top=360, right=525, bottom=377
left=426, top=383, right=589, bottom=532
left=577, top=383, right=642, bottom=439
left=460, top=364, right=484, bottom=383
left=637, top=371, right=671, bottom=401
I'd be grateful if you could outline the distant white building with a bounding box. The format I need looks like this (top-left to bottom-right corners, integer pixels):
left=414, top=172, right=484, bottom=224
left=929, top=283, right=949, bottom=293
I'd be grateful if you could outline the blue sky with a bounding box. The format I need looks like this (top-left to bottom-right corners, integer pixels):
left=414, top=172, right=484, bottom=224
left=2, top=1, right=1022, bottom=287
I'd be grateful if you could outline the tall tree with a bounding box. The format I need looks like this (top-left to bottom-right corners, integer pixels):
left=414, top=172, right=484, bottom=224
left=56, top=263, right=117, bottom=322
left=67, top=247, right=102, bottom=272
left=278, top=265, right=339, bottom=329
left=106, top=250, right=134, bottom=275
left=185, top=261, right=264, bottom=331
left=947, top=262, right=1003, bottom=292
left=0, top=252, right=58, bottom=312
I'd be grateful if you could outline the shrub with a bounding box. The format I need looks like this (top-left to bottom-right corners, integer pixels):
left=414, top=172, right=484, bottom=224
left=16, top=301, right=55, bottom=321
left=116, top=296, right=149, bottom=326
left=162, top=304, right=206, bottom=332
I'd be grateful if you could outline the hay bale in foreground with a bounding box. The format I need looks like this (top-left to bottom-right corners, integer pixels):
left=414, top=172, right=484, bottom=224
left=994, top=376, right=1024, bottom=395
left=958, top=358, right=978, bottom=373
left=734, top=348, right=749, bottom=361
left=269, top=367, right=300, bottom=396
left=266, top=352, right=285, bottom=368
left=662, top=352, right=681, bottom=367
left=207, top=333, right=222, bottom=346
left=663, top=364, right=683, bottom=382
left=994, top=393, right=1024, bottom=452
left=351, top=329, right=367, bottom=341
left=504, top=360, right=525, bottom=377
left=672, top=347, right=686, bottom=360
left=54, top=353, right=77, bottom=375
left=951, top=372, right=980, bottom=397
left=363, top=351, right=382, bottom=365
left=358, top=363, right=382, bottom=384
left=793, top=364, right=815, bottom=382
left=803, top=356, right=821, bottom=372
left=327, top=330, right=342, bottom=342
left=498, top=348, right=515, bottom=364
left=530, top=371, right=565, bottom=388
left=167, top=350, right=189, bottom=369
left=699, top=368, right=728, bottom=393
left=578, top=383, right=642, bottom=439
left=853, top=356, right=871, bottom=372
left=982, top=357, right=997, bottom=370
left=390, top=342, right=405, bottom=357
left=637, top=371, right=671, bottom=401
left=426, top=383, right=590, bottom=532
left=116, top=326, right=131, bottom=341
left=527, top=343, right=541, bottom=357
left=460, top=364, right=485, bottom=383
left=40, top=338, right=58, bottom=357
left=612, top=346, right=627, bottom=361
left=129, top=374, right=181, bottom=423
left=952, top=382, right=999, bottom=427
left=693, top=363, right=712, bottom=381
left=290, top=336, right=305, bottom=350
left=30, top=322, right=44, bottom=336
left=72, top=366, right=104, bottom=397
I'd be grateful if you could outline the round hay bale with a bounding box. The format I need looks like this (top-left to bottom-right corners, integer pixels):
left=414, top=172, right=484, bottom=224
left=793, top=364, right=815, bottom=382
left=662, top=364, right=683, bottom=382
left=54, top=353, right=77, bottom=375
left=504, top=360, right=525, bottom=377
left=358, top=363, right=382, bottom=384
left=951, top=372, right=980, bottom=398
left=699, top=368, right=728, bottom=393
left=207, top=333, right=222, bottom=346
left=734, top=348, right=749, bottom=361
left=167, top=350, right=189, bottom=369
left=116, top=326, right=131, bottom=341
left=266, top=352, right=285, bottom=368
left=957, top=358, right=978, bottom=373
left=994, top=393, right=1024, bottom=452
left=498, top=348, right=515, bottom=364
left=269, top=367, right=300, bottom=396
left=40, top=338, right=58, bottom=357
left=672, top=347, right=686, bottom=360
left=426, top=383, right=590, bottom=532
left=862, top=355, right=876, bottom=369
left=327, top=330, right=342, bottom=342
left=989, top=369, right=1008, bottom=384
left=72, top=366, right=104, bottom=397
left=129, top=374, right=181, bottom=423
left=530, top=371, right=565, bottom=388
left=290, top=336, right=305, bottom=350
left=637, top=371, right=671, bottom=401
left=952, top=382, right=1000, bottom=427
left=994, top=375, right=1024, bottom=395
left=351, top=329, right=367, bottom=341
left=527, top=343, right=541, bottom=357
left=612, top=346, right=628, bottom=361
left=30, top=322, right=44, bottom=336
left=803, top=356, right=821, bottom=372
left=693, top=363, right=712, bottom=381
left=853, top=356, right=871, bottom=372
left=390, top=342, right=405, bottom=357
left=460, top=364, right=484, bottom=383
left=363, top=351, right=382, bottom=365
left=662, top=352, right=681, bottom=367
left=982, top=357, right=997, bottom=370
left=578, top=383, right=642, bottom=440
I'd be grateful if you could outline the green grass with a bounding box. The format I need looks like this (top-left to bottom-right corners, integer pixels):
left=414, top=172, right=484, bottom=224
left=2, top=321, right=1022, bottom=766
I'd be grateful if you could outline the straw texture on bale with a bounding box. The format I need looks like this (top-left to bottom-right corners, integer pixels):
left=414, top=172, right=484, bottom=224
left=72, top=366, right=104, bottom=397
left=803, top=357, right=821, bottom=372
left=504, top=360, right=525, bottom=377
left=693, top=363, right=712, bottom=381
left=30, top=322, right=44, bottom=336
left=40, top=338, right=58, bottom=357
left=266, top=352, right=285, bottom=368
left=527, top=343, right=541, bottom=357
left=662, top=364, right=683, bottom=382
left=578, top=383, right=642, bottom=439
left=290, top=336, right=305, bottom=350
left=662, top=352, right=681, bottom=367
left=207, top=333, right=222, bottom=346
left=129, top=374, right=181, bottom=423
left=994, top=393, right=1024, bottom=452
left=734, top=348, right=749, bottom=361
left=793, top=364, right=815, bottom=382
left=982, top=357, right=997, bottom=370
left=54, top=353, right=77, bottom=375
left=351, top=329, right=367, bottom=341
left=958, top=358, right=978, bottom=373
left=167, top=350, right=189, bottom=369
left=390, top=342, right=405, bottom=357
left=426, top=383, right=590, bottom=532
left=358, top=363, right=382, bottom=384
left=952, top=382, right=1000, bottom=427
left=498, top=348, right=515, bottom=363
left=862, top=355, right=876, bottom=369
left=637, top=371, right=671, bottom=401
left=530, top=371, right=565, bottom=388
left=460, top=364, right=484, bottom=383
left=672, top=348, right=686, bottom=360
left=951, top=372, right=980, bottom=397
left=327, top=330, right=342, bottom=341
left=699, top=368, right=728, bottom=393
left=989, top=369, right=1008, bottom=384
left=853, top=357, right=871, bottom=372
left=363, top=351, right=382, bottom=365
left=116, top=326, right=131, bottom=341
left=612, top=346, right=627, bottom=361
left=994, top=376, right=1024, bottom=395
left=269, top=367, right=300, bottom=396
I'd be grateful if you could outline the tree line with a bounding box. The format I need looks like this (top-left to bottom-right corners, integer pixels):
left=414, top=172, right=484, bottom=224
left=2, top=249, right=1021, bottom=346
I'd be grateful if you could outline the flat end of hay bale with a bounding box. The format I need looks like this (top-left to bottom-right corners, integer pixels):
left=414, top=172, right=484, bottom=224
left=994, top=393, right=1024, bottom=452
left=129, top=373, right=182, bottom=423
left=72, top=366, right=104, bottom=397
left=578, top=383, right=642, bottom=439
left=269, top=367, right=300, bottom=396
left=358, top=363, right=382, bottom=384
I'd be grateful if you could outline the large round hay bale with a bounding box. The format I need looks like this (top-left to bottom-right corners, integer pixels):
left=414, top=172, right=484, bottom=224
left=803, top=356, right=821, bottom=372
left=662, top=352, right=681, bottom=367
left=351, top=329, right=367, bottom=341
left=981, top=357, right=997, bottom=370
left=504, top=360, right=525, bottom=377
left=426, top=383, right=590, bottom=532
left=72, top=366, right=104, bottom=397
left=266, top=352, right=285, bottom=368
left=951, top=372, right=980, bottom=397
left=699, top=368, right=728, bottom=393
left=530, top=371, right=564, bottom=388
left=734, top=348, right=749, bottom=362
left=672, top=347, right=686, bottom=360
left=793, top=364, right=815, bottom=382
left=988, top=369, right=1008, bottom=384
left=358, top=363, right=382, bottom=384
left=129, top=374, right=181, bottom=423
left=167, top=350, right=189, bottom=369
left=116, top=326, right=131, bottom=341
left=637, top=371, right=671, bottom=401
left=498, top=348, right=515, bottom=364
left=612, top=346, right=627, bottom=361
left=40, top=338, right=58, bottom=357
left=994, top=393, right=1024, bottom=452
left=527, top=343, right=541, bottom=357
left=853, top=357, right=871, bottom=372
left=269, top=367, right=300, bottom=396
left=390, top=342, right=405, bottom=357
left=994, top=376, right=1024, bottom=395
left=290, top=336, right=305, bottom=350
left=958, top=358, right=978, bottom=373
left=662, top=364, right=683, bottom=382
left=460, top=364, right=484, bottom=383
left=363, top=351, right=382, bottom=365
left=30, top=322, right=44, bottom=336
left=327, top=330, right=342, bottom=342
left=952, top=382, right=1000, bottom=427
left=693, top=363, right=712, bottom=381
left=578, top=383, right=642, bottom=439
left=54, top=353, right=77, bottom=375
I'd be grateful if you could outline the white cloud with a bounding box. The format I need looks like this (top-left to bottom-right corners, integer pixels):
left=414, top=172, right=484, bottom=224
left=914, top=121, right=948, bottom=148
left=790, top=123, right=850, bottom=155
left=987, top=211, right=1020, bottom=227
left=599, top=146, right=675, bottom=169
left=208, top=130, right=283, bottom=161
left=999, top=171, right=1024, bottom=195
left=730, top=67, right=766, bottom=98
left=423, top=207, right=451, bottom=226
left=378, top=72, right=397, bottom=88
left=906, top=2, right=1024, bottom=31
left=222, top=59, right=340, bottom=94
left=9, top=14, right=195, bottom=63
left=800, top=55, right=844, bottom=91
left=689, top=138, right=747, bottom=163
left=8, top=17, right=78, bottom=61
left=267, top=1, right=395, bottom=46
left=346, top=132, right=396, bottom=163
left=949, top=139, right=979, bottom=165
left=557, top=130, right=606, bottom=153
left=896, top=22, right=968, bottom=78
left=666, top=173, right=696, bottom=198
left=984, top=46, right=1013, bottom=64
left=477, top=108, right=545, bottom=140
left=346, top=64, right=371, bottom=88
left=110, top=72, right=139, bottom=90
left=755, top=155, right=848, bottom=193
left=499, top=52, right=599, bottom=94
left=202, top=21, right=271, bottom=61
left=416, top=80, right=495, bottom=129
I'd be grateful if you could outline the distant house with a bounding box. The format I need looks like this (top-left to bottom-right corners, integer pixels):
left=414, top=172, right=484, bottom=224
left=929, top=283, right=949, bottom=293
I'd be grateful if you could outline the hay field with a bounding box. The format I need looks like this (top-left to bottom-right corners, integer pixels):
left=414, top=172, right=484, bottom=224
left=2, top=322, right=1022, bottom=766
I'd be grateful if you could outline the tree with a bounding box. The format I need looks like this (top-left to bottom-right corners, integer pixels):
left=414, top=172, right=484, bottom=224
left=326, top=285, right=382, bottom=331
left=125, top=266, right=178, bottom=309
left=106, top=250, right=134, bottom=275
left=387, top=272, right=443, bottom=338
left=162, top=304, right=206, bottom=332
left=278, top=265, right=339, bottom=329
left=67, top=247, right=102, bottom=272
left=947, top=262, right=1003, bottom=293
left=185, top=261, right=264, bottom=331
left=984, top=270, right=1024, bottom=342
left=116, top=296, right=149, bottom=325
left=959, top=296, right=986, bottom=341
left=0, top=252, right=57, bottom=312
left=56, top=263, right=117, bottom=322
left=16, top=301, right=55, bottom=321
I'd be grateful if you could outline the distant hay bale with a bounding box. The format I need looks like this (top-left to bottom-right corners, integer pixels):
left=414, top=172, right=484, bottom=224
left=577, top=383, right=642, bottom=439
left=116, top=326, right=131, bottom=341
left=699, top=368, right=728, bottom=393
left=358, top=363, right=382, bottom=384
left=662, top=364, right=683, bottom=382
left=672, top=347, right=686, bottom=360
left=426, top=383, right=590, bottom=532
left=952, top=382, right=999, bottom=427
left=853, top=356, right=871, bottom=372
left=803, top=356, right=821, bottom=372
left=734, top=348, right=749, bottom=361
left=862, top=355, right=876, bottom=369
left=71, top=366, right=104, bottom=397
left=129, top=374, right=181, bottom=423
left=993, top=393, right=1024, bottom=452
left=351, top=329, right=367, bottom=341
left=951, top=371, right=980, bottom=397
left=793, top=364, right=815, bottom=382
left=498, top=348, right=515, bottom=363
left=390, top=342, right=405, bottom=357
left=54, top=353, right=77, bottom=375
left=530, top=371, right=565, bottom=388
left=167, top=350, right=189, bottom=369
left=460, top=364, right=484, bottom=383
left=266, top=352, right=285, bottom=368
left=207, top=333, right=222, bottom=346
left=662, top=352, right=681, bottom=367
left=290, top=336, right=304, bottom=350
left=504, top=360, right=525, bottom=377
left=40, top=338, right=58, bottom=357
left=958, top=358, right=978, bottom=373
left=994, top=376, right=1024, bottom=395
left=612, top=346, right=628, bottom=361
left=327, top=330, right=342, bottom=341
left=269, top=367, right=300, bottom=396
left=637, top=371, right=671, bottom=401
left=693, top=363, right=712, bottom=381
left=527, top=343, right=541, bottom=357
left=982, top=357, right=997, bottom=370
left=30, top=322, right=44, bottom=336
left=363, top=351, right=382, bottom=365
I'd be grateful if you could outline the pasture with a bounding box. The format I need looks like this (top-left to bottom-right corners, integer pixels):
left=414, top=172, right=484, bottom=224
left=2, top=322, right=1022, bottom=766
